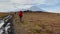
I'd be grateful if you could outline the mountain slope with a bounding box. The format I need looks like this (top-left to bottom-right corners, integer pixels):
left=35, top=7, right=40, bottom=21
left=28, top=5, right=44, bottom=11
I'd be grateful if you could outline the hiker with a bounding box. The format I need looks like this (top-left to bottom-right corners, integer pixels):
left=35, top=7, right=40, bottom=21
left=19, top=11, right=23, bottom=22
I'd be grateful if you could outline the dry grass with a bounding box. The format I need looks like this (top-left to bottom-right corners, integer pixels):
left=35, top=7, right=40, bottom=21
left=23, top=12, right=60, bottom=34
left=13, top=12, right=60, bottom=34
left=0, top=13, right=8, bottom=18
left=0, top=12, right=60, bottom=34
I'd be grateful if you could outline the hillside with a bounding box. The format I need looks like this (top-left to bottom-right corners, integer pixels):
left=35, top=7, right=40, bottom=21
left=0, top=13, right=8, bottom=18
left=13, top=12, right=60, bottom=34
left=0, top=12, right=60, bottom=34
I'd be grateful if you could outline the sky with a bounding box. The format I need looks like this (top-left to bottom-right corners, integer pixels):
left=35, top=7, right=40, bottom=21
left=0, top=0, right=60, bottom=13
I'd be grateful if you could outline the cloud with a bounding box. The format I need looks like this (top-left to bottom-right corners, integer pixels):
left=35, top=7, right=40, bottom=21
left=41, top=5, right=60, bottom=13
left=11, top=0, right=60, bottom=5
left=11, top=0, right=45, bottom=5
left=0, top=0, right=34, bottom=12
left=0, top=2, right=33, bottom=12
left=0, top=0, right=60, bottom=13
left=43, top=0, right=60, bottom=6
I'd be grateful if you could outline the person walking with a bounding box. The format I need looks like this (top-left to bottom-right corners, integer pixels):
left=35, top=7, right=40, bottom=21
left=19, top=11, right=23, bottom=22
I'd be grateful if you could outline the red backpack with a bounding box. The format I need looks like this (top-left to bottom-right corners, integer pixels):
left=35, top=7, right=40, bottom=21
left=19, top=11, right=23, bottom=16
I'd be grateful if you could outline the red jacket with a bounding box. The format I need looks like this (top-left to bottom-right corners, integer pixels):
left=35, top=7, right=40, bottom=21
left=19, top=11, right=23, bottom=16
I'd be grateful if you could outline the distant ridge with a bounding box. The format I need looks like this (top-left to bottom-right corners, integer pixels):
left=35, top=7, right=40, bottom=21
left=28, top=5, right=44, bottom=11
